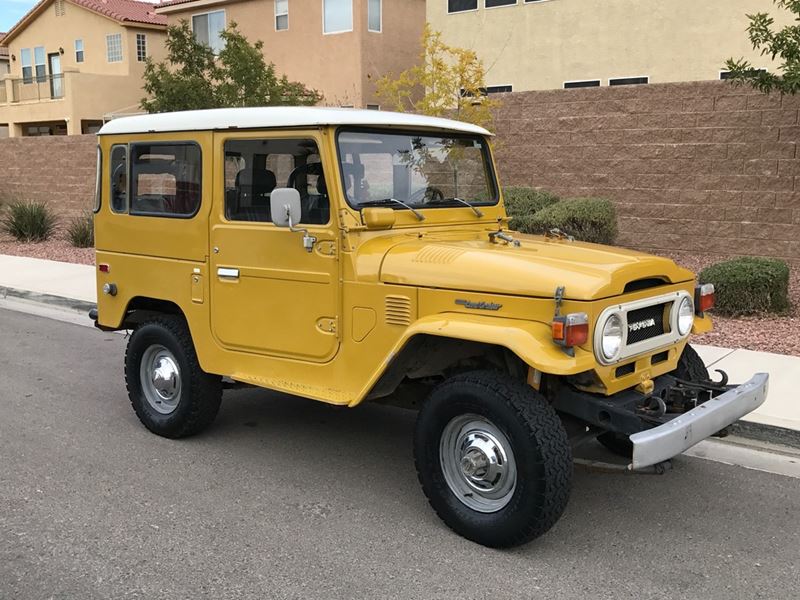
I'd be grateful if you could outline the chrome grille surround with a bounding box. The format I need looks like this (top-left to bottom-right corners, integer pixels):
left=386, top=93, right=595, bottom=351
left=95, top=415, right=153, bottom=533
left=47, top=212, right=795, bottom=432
left=593, top=291, right=693, bottom=366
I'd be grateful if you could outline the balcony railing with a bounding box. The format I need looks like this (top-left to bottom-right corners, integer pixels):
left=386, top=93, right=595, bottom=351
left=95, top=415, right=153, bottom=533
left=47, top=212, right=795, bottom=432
left=7, top=74, right=66, bottom=103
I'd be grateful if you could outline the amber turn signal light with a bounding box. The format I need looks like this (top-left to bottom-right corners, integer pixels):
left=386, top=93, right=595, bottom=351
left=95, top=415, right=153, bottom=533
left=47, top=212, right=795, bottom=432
left=695, top=283, right=715, bottom=314
left=552, top=312, right=589, bottom=347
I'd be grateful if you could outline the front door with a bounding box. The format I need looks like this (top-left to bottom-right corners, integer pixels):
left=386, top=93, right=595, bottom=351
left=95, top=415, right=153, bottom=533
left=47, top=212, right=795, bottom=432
left=47, top=53, right=62, bottom=98
left=209, top=131, right=340, bottom=362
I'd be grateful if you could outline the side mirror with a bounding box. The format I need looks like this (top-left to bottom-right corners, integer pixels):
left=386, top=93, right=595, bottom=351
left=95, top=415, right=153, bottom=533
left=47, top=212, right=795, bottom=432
left=270, top=188, right=301, bottom=228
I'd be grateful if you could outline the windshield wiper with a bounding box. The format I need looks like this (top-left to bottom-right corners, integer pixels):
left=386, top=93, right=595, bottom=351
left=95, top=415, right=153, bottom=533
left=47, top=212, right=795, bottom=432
left=359, top=198, right=425, bottom=221
left=440, top=197, right=484, bottom=218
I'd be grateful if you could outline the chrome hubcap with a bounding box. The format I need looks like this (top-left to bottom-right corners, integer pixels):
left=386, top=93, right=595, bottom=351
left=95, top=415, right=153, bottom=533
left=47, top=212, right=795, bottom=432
left=140, top=345, right=182, bottom=415
left=439, top=414, right=517, bottom=513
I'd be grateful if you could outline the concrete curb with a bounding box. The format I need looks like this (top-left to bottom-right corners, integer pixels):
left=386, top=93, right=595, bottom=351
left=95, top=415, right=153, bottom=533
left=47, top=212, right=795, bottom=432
left=1, top=283, right=798, bottom=450
left=0, top=285, right=96, bottom=315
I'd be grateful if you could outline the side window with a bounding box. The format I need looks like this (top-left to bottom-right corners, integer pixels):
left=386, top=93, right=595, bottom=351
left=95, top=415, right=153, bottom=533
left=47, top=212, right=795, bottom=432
left=94, top=146, right=102, bottom=212
left=130, top=143, right=202, bottom=217
left=224, top=138, right=329, bottom=225
left=110, top=144, right=127, bottom=213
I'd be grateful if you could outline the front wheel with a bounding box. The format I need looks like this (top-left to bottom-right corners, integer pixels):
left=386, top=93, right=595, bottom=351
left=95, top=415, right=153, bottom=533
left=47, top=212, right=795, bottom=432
left=125, top=315, right=222, bottom=438
left=414, top=371, right=572, bottom=548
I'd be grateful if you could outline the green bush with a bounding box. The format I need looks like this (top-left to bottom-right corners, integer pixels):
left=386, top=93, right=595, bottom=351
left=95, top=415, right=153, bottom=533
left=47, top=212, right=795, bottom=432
left=526, top=197, right=618, bottom=245
left=503, top=187, right=560, bottom=233
left=67, top=212, right=94, bottom=248
left=1, top=201, right=57, bottom=242
left=699, top=257, right=790, bottom=316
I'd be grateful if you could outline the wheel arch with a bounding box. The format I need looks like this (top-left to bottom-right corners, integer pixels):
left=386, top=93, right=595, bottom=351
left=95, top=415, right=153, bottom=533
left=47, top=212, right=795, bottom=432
left=355, top=313, right=597, bottom=407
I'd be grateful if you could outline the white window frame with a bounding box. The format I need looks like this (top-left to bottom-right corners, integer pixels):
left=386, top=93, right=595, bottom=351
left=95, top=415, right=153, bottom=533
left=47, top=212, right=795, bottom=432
left=20, top=48, right=32, bottom=83
left=322, top=0, right=353, bottom=35
left=75, top=39, right=84, bottom=63
left=368, top=0, right=382, bottom=32
left=191, top=9, right=227, bottom=53
left=485, top=0, right=518, bottom=9
left=366, top=103, right=380, bottom=110
left=136, top=33, right=147, bottom=62
left=275, top=0, right=289, bottom=31
left=106, top=33, right=123, bottom=63
left=607, top=75, right=649, bottom=86
left=563, top=79, right=601, bottom=89
left=447, top=0, right=479, bottom=14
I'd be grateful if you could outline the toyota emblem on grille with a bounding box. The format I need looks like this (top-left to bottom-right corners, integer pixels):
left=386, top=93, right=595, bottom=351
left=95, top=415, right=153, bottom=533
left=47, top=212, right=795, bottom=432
left=628, top=318, right=656, bottom=332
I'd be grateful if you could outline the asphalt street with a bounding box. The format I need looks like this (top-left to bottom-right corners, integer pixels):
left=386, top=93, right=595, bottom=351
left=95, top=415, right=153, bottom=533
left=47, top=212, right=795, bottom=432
left=1, top=307, right=799, bottom=600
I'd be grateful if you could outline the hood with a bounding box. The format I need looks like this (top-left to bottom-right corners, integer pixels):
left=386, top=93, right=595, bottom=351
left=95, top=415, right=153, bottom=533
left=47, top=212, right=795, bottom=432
left=378, top=236, right=694, bottom=300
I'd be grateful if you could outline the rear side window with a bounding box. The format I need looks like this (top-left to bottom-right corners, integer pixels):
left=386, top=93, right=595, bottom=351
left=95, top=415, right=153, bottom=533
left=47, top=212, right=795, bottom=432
left=109, top=144, right=127, bottom=213
left=130, top=142, right=202, bottom=217
left=94, top=146, right=102, bottom=212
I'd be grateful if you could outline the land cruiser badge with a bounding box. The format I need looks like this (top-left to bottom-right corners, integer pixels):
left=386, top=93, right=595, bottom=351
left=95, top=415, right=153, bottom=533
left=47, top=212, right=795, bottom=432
left=455, top=299, right=503, bottom=311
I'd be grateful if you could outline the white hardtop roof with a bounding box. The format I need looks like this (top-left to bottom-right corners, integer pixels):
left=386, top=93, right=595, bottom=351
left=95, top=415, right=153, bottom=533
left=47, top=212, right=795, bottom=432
left=98, top=106, right=493, bottom=136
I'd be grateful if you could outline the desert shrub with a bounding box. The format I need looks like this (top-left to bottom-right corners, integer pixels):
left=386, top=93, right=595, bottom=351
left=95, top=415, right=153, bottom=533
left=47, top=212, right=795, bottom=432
left=699, top=257, right=790, bottom=316
left=527, top=197, right=617, bottom=245
left=503, top=187, right=560, bottom=233
left=1, top=201, right=57, bottom=242
left=67, top=212, right=94, bottom=248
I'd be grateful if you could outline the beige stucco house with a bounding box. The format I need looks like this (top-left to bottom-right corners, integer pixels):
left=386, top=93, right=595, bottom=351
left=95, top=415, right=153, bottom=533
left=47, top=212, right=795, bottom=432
left=155, top=0, right=426, bottom=108
left=0, top=0, right=167, bottom=137
left=429, top=0, right=795, bottom=92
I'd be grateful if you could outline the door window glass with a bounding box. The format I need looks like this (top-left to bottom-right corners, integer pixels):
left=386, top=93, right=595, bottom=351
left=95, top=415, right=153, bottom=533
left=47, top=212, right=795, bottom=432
left=110, top=144, right=127, bottom=213
left=224, top=138, right=328, bottom=225
left=130, top=143, right=202, bottom=217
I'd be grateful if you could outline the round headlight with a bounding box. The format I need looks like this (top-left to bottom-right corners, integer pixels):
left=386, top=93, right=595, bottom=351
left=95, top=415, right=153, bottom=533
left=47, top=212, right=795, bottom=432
left=677, top=296, right=694, bottom=336
left=601, top=313, right=623, bottom=360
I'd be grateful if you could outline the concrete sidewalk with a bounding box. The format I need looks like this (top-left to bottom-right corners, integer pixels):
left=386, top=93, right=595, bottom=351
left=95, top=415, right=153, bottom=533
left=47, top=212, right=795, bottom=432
left=0, top=253, right=797, bottom=435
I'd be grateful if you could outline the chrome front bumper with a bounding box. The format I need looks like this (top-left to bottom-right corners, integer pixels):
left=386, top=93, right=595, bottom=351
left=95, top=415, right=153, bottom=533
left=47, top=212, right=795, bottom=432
left=629, top=373, right=770, bottom=470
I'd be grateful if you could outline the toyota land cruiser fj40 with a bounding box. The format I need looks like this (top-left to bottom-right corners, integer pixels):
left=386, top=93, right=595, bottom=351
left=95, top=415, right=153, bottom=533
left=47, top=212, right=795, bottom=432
left=91, top=107, right=768, bottom=548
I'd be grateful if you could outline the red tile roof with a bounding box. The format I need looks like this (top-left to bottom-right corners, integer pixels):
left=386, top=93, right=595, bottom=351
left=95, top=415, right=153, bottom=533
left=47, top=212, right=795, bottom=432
left=4, top=0, right=166, bottom=44
left=68, top=0, right=167, bottom=26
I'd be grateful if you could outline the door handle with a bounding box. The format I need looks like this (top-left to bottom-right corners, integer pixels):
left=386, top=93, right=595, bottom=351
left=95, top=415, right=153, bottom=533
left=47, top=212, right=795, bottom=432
left=217, top=267, right=239, bottom=280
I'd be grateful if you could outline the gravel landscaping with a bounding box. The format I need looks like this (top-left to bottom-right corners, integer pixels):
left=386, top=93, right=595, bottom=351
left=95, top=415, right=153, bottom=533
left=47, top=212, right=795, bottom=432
left=0, top=235, right=796, bottom=356
left=663, top=252, right=799, bottom=358
left=0, top=233, right=94, bottom=266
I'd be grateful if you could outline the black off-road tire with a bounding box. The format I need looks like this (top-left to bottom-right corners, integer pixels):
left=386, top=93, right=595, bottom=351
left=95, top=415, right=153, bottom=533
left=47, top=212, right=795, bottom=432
left=597, top=344, right=711, bottom=458
left=674, top=343, right=710, bottom=382
left=414, top=370, right=572, bottom=548
left=125, top=315, right=222, bottom=438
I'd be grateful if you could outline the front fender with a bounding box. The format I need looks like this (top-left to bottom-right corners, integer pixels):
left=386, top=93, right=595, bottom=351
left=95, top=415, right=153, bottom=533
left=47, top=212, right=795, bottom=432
left=351, top=312, right=595, bottom=406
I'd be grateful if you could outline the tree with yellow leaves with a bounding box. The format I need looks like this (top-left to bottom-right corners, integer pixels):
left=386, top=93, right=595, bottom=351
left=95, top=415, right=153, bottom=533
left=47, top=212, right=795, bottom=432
left=376, top=25, right=499, bottom=130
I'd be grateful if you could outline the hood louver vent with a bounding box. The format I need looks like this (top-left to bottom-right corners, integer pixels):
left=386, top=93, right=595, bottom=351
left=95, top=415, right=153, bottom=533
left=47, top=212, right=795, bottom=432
left=385, top=295, right=412, bottom=326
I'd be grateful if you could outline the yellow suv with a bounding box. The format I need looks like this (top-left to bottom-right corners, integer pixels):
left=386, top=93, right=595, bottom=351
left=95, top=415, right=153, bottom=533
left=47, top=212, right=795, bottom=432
left=92, top=107, right=768, bottom=547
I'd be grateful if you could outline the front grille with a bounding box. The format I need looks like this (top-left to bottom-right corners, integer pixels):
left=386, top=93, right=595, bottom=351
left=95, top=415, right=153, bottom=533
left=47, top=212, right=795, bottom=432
left=625, top=303, right=667, bottom=345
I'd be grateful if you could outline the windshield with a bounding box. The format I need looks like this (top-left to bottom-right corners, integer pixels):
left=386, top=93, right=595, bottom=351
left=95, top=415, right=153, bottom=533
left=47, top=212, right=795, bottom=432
left=336, top=129, right=498, bottom=210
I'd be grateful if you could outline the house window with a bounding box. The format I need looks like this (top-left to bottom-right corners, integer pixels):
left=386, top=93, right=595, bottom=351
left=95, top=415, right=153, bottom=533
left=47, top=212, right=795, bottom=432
left=609, top=76, right=648, bottom=86
left=720, top=68, right=766, bottom=80
left=20, top=48, right=33, bottom=83
left=368, top=0, right=381, bottom=32
left=106, top=33, right=123, bottom=62
left=323, top=0, right=353, bottom=34
left=130, top=143, right=202, bottom=217
left=366, top=104, right=380, bottom=110
left=448, top=0, right=478, bottom=13
left=34, top=46, right=46, bottom=81
left=192, top=10, right=226, bottom=53
left=485, top=84, right=512, bottom=93
left=275, top=0, right=288, bottom=30
left=75, top=39, right=84, bottom=63
left=564, top=79, right=600, bottom=89
left=486, top=0, right=516, bottom=7
left=136, top=33, right=147, bottom=61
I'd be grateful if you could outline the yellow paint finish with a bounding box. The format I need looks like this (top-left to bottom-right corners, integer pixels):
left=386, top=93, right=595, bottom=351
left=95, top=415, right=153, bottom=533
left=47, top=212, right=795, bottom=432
left=95, top=122, right=714, bottom=408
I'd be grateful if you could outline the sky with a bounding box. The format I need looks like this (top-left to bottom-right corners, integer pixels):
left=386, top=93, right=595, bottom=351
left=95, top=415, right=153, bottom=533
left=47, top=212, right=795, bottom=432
left=0, top=0, right=159, bottom=33
left=1, top=0, right=39, bottom=32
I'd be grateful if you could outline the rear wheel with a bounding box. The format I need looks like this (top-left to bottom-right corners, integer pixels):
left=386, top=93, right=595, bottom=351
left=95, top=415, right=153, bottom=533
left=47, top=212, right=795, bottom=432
left=414, top=370, right=572, bottom=548
left=125, top=315, right=222, bottom=438
left=597, top=343, right=710, bottom=458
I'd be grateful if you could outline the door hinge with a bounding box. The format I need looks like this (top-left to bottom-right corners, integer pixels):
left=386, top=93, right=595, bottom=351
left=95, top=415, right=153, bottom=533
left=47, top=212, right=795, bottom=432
left=316, top=317, right=338, bottom=334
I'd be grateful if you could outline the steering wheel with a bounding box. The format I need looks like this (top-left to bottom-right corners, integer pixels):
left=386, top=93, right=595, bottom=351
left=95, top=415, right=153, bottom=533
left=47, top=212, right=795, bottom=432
left=409, top=186, right=444, bottom=205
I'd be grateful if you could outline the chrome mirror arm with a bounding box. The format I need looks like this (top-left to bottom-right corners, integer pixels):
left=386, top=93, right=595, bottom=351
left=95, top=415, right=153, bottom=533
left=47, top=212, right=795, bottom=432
left=285, top=205, right=317, bottom=252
